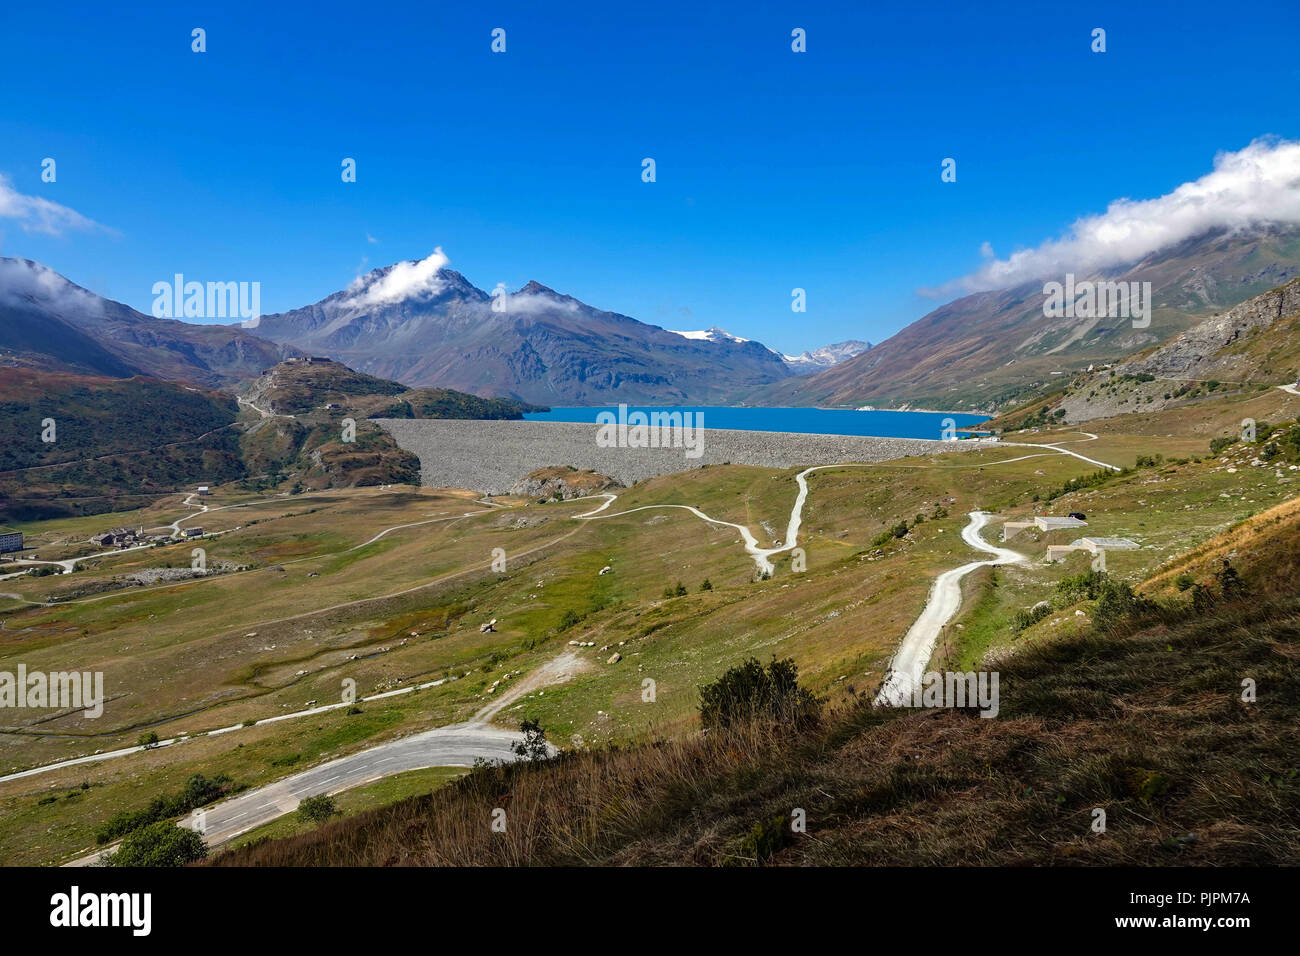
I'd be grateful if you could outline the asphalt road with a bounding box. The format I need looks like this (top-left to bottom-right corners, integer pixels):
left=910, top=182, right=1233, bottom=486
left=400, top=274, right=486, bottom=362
left=69, top=721, right=525, bottom=864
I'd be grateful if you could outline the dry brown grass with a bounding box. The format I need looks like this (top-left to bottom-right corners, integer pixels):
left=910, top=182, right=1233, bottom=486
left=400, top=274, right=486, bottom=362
left=212, top=568, right=1300, bottom=866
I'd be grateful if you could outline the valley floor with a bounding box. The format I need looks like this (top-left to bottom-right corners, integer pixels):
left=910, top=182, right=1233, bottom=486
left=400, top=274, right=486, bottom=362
left=1, top=393, right=1298, bottom=865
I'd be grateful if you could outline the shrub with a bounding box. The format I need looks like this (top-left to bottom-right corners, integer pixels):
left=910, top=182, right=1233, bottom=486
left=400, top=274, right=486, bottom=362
left=1094, top=579, right=1157, bottom=629
left=1012, top=603, right=1052, bottom=632
left=700, top=579, right=713, bottom=591
left=1056, top=569, right=1106, bottom=603
left=106, top=821, right=208, bottom=867
left=96, top=772, right=234, bottom=844
left=1216, top=559, right=1248, bottom=600
left=698, top=657, right=820, bottom=731
left=296, top=795, right=338, bottom=823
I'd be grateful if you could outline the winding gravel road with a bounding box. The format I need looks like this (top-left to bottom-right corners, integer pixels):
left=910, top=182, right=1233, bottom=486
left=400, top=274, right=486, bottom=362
left=50, top=429, right=1121, bottom=861
left=873, top=512, right=1025, bottom=706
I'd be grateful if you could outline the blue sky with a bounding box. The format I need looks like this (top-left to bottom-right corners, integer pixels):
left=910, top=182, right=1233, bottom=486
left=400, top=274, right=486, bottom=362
left=3, top=0, right=1299, bottom=355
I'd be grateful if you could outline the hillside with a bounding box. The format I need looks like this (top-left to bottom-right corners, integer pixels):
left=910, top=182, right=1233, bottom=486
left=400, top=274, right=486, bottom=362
left=762, top=226, right=1300, bottom=411
left=245, top=357, right=544, bottom=419
left=0, top=358, right=550, bottom=520
left=211, top=499, right=1300, bottom=866
left=6, top=377, right=1299, bottom=867
left=990, top=277, right=1300, bottom=428
left=0, top=258, right=296, bottom=388
left=0, top=368, right=245, bottom=521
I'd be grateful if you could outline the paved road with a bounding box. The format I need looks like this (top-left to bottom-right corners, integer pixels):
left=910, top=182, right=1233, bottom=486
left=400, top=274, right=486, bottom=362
left=68, top=721, right=525, bottom=865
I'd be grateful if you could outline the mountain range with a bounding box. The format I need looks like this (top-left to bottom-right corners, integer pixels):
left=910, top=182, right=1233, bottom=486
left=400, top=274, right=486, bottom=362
left=4, top=224, right=1300, bottom=412
left=762, top=226, right=1300, bottom=411
left=0, top=258, right=297, bottom=388
left=248, top=268, right=863, bottom=405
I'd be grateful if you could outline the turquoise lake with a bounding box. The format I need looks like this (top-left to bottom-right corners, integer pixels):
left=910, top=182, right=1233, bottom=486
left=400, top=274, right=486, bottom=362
left=523, top=406, right=989, bottom=440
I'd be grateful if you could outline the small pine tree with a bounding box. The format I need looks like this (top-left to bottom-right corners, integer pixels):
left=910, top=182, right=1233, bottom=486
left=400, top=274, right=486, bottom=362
left=511, top=717, right=550, bottom=761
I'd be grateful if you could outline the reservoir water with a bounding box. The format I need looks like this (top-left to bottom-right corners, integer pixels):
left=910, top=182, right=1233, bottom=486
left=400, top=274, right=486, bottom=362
left=524, top=405, right=989, bottom=440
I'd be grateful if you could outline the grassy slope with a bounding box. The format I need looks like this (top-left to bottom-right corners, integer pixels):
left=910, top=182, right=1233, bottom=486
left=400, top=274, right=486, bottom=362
left=4, top=397, right=1298, bottom=864
left=212, top=500, right=1300, bottom=866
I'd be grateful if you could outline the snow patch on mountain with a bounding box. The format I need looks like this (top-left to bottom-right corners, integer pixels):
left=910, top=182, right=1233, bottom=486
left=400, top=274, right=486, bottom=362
left=667, top=326, right=751, bottom=344
left=781, top=340, right=872, bottom=373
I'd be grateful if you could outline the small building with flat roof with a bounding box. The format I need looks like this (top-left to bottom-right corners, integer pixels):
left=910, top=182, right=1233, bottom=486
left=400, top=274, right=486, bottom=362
left=1077, top=537, right=1139, bottom=552
left=1002, top=515, right=1088, bottom=541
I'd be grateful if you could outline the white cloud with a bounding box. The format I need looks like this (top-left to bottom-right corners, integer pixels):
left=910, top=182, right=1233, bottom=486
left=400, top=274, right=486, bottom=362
left=507, top=291, right=579, bottom=315
left=0, top=174, right=111, bottom=236
left=0, top=257, right=102, bottom=314
left=926, top=137, right=1300, bottom=297
left=341, top=246, right=449, bottom=308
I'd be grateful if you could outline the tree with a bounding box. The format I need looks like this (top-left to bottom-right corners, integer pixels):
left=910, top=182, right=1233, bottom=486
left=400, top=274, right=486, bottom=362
left=511, top=717, right=550, bottom=761
left=137, top=731, right=160, bottom=750
left=106, top=821, right=207, bottom=867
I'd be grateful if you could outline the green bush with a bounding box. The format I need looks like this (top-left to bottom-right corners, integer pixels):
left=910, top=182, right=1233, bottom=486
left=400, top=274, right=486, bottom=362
left=296, top=794, right=338, bottom=823
left=1094, top=579, right=1157, bottom=629
left=698, top=657, right=820, bottom=731
left=1012, top=603, right=1052, bottom=632
left=1056, top=569, right=1106, bottom=603
left=106, top=821, right=207, bottom=867
left=95, top=772, right=234, bottom=844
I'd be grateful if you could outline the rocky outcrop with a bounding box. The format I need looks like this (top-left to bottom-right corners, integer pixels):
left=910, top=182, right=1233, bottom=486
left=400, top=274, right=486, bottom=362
left=1118, top=277, right=1300, bottom=381
left=509, top=466, right=623, bottom=501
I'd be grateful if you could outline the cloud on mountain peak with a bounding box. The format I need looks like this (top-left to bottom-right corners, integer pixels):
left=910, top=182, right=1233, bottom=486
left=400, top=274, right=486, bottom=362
left=341, top=246, right=450, bottom=308
left=926, top=137, right=1300, bottom=298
